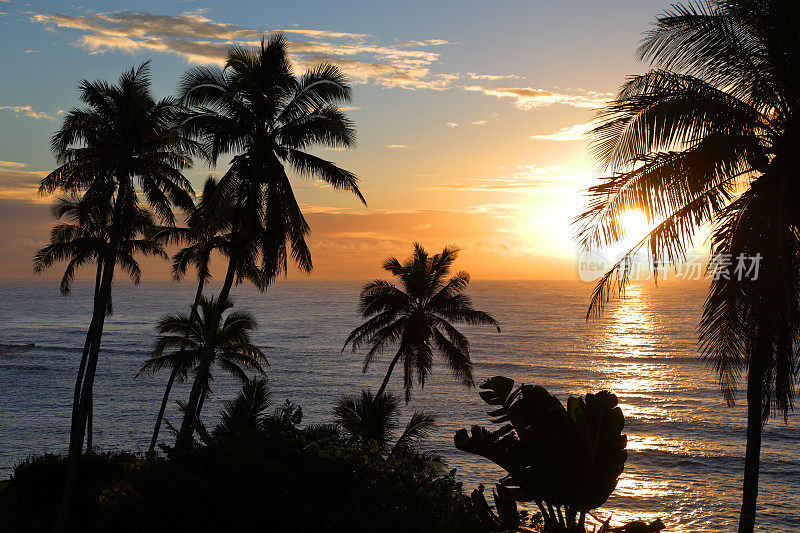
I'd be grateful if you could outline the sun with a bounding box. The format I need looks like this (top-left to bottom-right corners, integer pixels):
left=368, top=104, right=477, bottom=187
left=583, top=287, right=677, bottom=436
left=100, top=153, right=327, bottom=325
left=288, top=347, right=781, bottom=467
left=619, top=210, right=651, bottom=241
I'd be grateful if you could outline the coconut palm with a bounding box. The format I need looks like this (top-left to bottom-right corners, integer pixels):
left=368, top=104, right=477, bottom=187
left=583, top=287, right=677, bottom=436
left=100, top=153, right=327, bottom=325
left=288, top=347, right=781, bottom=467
left=175, top=33, right=365, bottom=445
left=34, top=192, right=167, bottom=452
left=575, top=2, right=800, bottom=531
left=170, top=176, right=233, bottom=305
left=34, top=193, right=167, bottom=315
left=212, top=377, right=271, bottom=440
left=139, top=295, right=268, bottom=444
left=343, top=244, right=500, bottom=402
left=334, top=389, right=436, bottom=458
left=41, top=63, right=196, bottom=531
left=141, top=177, right=232, bottom=453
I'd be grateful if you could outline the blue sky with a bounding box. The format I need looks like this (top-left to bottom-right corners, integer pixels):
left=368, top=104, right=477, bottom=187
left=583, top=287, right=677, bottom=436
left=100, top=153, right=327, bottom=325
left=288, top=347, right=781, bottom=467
left=0, top=0, right=672, bottom=280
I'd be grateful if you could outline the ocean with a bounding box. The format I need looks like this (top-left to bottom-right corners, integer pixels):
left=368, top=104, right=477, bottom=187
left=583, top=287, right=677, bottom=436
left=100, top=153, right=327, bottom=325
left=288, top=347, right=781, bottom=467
left=0, top=280, right=797, bottom=531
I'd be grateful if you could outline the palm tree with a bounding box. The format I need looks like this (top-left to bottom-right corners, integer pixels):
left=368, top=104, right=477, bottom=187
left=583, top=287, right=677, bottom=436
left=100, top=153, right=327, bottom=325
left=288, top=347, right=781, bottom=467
left=170, top=176, right=233, bottom=306
left=142, top=177, right=231, bottom=453
left=575, top=2, right=800, bottom=531
left=34, top=193, right=167, bottom=452
left=343, top=243, right=500, bottom=401
left=175, top=33, right=365, bottom=445
left=334, top=389, right=436, bottom=458
left=41, top=63, right=196, bottom=531
left=212, top=377, right=271, bottom=440
left=138, top=296, right=268, bottom=444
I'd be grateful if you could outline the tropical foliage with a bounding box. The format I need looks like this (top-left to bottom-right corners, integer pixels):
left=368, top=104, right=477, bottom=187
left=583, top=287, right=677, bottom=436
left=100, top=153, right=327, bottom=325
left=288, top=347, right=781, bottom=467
left=4, top=396, right=468, bottom=533
left=40, top=62, right=196, bottom=531
left=575, top=1, right=800, bottom=530
left=455, top=377, right=628, bottom=532
left=34, top=193, right=167, bottom=312
left=138, top=296, right=268, bottom=444
left=343, top=243, right=500, bottom=401
left=334, top=389, right=437, bottom=460
left=174, top=33, right=365, bottom=444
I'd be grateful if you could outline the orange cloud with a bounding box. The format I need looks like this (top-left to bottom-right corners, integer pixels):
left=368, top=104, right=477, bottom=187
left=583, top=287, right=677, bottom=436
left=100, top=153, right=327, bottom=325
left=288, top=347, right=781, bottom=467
left=30, top=11, right=458, bottom=90
left=464, top=85, right=611, bottom=110
left=529, top=121, right=596, bottom=141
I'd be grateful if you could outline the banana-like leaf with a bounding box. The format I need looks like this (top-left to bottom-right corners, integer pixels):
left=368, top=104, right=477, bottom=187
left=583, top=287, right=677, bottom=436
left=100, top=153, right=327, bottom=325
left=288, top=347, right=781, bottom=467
left=455, top=377, right=628, bottom=514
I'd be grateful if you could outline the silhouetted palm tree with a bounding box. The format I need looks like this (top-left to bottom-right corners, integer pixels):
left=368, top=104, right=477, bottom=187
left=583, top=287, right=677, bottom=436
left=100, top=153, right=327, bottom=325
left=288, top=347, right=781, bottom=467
left=175, top=34, right=365, bottom=445
left=575, top=2, right=800, bottom=530
left=212, top=377, right=271, bottom=439
left=170, top=177, right=232, bottom=306
left=334, top=389, right=436, bottom=458
left=41, top=63, right=195, bottom=532
left=138, top=296, right=268, bottom=443
left=34, top=193, right=167, bottom=451
left=142, top=177, right=230, bottom=452
left=343, top=244, right=500, bottom=401
left=34, top=194, right=164, bottom=308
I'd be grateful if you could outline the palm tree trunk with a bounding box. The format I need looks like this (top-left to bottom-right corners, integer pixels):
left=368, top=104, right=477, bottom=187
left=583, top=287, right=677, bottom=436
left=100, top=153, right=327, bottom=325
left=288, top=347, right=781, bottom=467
left=148, top=369, right=176, bottom=453
left=149, top=275, right=207, bottom=453
left=52, top=210, right=122, bottom=533
left=84, top=260, right=103, bottom=454
left=375, top=347, right=403, bottom=398
left=176, top=249, right=238, bottom=448
left=738, top=361, right=764, bottom=533
left=196, top=388, right=207, bottom=423
left=86, top=392, right=92, bottom=452
left=69, top=260, right=103, bottom=459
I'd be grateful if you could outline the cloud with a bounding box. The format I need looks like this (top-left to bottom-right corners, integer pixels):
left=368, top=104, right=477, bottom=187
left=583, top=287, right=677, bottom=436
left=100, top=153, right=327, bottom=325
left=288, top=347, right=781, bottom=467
left=30, top=10, right=457, bottom=90
left=470, top=112, right=499, bottom=126
left=466, top=72, right=523, bottom=80
left=0, top=105, right=55, bottom=120
left=464, top=85, right=611, bottom=110
left=529, top=121, right=596, bottom=141
left=424, top=165, right=590, bottom=193
left=25, top=49, right=40, bottom=54
left=445, top=122, right=458, bottom=128
left=0, top=167, right=48, bottom=203
left=0, top=160, right=30, bottom=169
left=384, top=144, right=411, bottom=149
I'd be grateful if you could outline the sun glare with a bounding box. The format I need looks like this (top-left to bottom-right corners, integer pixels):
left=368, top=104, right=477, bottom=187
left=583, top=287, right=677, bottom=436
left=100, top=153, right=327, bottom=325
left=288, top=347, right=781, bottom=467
left=620, top=210, right=650, bottom=241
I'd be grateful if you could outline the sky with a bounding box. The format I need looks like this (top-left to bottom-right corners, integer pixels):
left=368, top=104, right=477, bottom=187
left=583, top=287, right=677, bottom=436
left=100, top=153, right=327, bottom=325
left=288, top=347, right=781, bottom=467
left=0, top=0, right=674, bottom=282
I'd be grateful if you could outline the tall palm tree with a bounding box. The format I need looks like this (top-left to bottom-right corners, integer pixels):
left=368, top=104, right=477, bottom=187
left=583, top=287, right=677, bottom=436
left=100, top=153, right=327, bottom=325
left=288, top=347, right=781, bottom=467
left=34, top=193, right=167, bottom=452
left=175, top=33, right=365, bottom=445
left=41, top=63, right=195, bottom=532
left=170, top=176, right=233, bottom=307
left=334, top=389, right=436, bottom=458
left=138, top=296, right=268, bottom=443
left=142, top=177, right=231, bottom=453
left=575, top=2, right=800, bottom=531
left=343, top=244, right=500, bottom=401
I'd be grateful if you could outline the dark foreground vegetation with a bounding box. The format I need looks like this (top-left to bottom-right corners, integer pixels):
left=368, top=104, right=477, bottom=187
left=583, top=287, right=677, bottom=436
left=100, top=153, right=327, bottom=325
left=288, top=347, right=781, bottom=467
left=0, top=378, right=665, bottom=533
left=1, top=393, right=468, bottom=532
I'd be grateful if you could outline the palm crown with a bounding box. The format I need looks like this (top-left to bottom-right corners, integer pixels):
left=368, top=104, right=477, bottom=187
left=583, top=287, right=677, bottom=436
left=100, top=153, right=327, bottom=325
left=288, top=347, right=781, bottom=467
left=577, top=0, right=798, bottom=420
left=42, top=62, right=195, bottom=228
left=178, top=33, right=365, bottom=284
left=334, top=389, right=436, bottom=457
left=167, top=177, right=234, bottom=290
left=344, top=243, right=500, bottom=401
left=139, top=296, right=268, bottom=402
left=34, top=193, right=166, bottom=306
